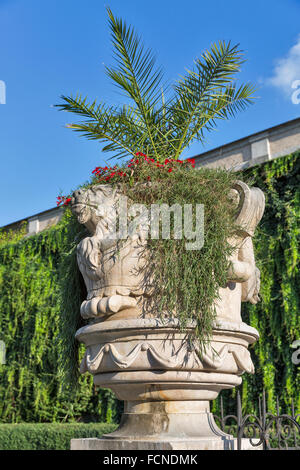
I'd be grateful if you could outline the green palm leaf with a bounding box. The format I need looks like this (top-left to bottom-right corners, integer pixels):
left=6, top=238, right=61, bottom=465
left=169, top=41, right=255, bottom=157
left=57, top=11, right=256, bottom=163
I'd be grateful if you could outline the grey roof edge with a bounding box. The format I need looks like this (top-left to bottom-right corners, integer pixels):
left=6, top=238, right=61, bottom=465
left=2, top=206, right=64, bottom=231
left=193, top=116, right=300, bottom=161
left=1, top=116, right=300, bottom=231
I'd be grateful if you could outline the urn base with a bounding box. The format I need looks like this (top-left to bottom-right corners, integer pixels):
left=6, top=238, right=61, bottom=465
left=74, top=318, right=259, bottom=450
left=70, top=437, right=261, bottom=450
left=71, top=400, right=262, bottom=450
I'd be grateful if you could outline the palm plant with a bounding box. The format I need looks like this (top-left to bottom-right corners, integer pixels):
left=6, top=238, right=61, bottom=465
left=57, top=8, right=255, bottom=162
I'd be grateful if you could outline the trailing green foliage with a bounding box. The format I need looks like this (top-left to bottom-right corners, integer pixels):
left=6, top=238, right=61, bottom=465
left=0, top=222, right=27, bottom=245
left=0, top=152, right=299, bottom=423
left=0, top=161, right=238, bottom=422
left=110, top=159, right=237, bottom=347
left=0, top=213, right=122, bottom=423
left=0, top=423, right=117, bottom=450
left=212, top=151, right=300, bottom=416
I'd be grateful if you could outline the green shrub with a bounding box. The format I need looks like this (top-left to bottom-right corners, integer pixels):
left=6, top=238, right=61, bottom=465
left=0, top=423, right=117, bottom=450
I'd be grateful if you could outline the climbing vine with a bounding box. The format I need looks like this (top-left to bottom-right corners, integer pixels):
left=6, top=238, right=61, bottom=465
left=0, top=152, right=299, bottom=422
left=0, top=212, right=121, bottom=423
left=212, top=151, right=300, bottom=416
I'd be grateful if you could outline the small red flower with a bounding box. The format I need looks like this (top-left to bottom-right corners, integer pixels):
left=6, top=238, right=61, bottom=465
left=63, top=198, right=71, bottom=206
left=187, top=158, right=195, bottom=168
left=56, top=195, right=71, bottom=207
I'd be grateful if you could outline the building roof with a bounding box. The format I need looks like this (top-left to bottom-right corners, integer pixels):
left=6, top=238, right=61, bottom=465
left=2, top=116, right=300, bottom=235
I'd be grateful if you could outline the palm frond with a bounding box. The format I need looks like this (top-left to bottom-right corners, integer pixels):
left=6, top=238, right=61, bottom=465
left=57, top=13, right=256, bottom=163
left=56, top=95, right=145, bottom=159
left=106, top=7, right=163, bottom=106
left=105, top=8, right=166, bottom=158
left=170, top=41, right=255, bottom=157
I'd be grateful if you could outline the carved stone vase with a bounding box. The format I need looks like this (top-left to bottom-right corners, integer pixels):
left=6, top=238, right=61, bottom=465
left=70, top=181, right=265, bottom=450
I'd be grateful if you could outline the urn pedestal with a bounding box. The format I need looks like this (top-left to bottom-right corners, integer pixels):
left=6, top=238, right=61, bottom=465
left=69, top=180, right=265, bottom=450
left=71, top=318, right=259, bottom=450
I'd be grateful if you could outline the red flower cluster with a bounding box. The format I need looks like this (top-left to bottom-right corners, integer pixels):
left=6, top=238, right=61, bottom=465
left=91, top=153, right=196, bottom=183
left=56, top=153, right=196, bottom=206
left=187, top=158, right=196, bottom=168
left=92, top=165, right=127, bottom=182
left=56, top=195, right=71, bottom=207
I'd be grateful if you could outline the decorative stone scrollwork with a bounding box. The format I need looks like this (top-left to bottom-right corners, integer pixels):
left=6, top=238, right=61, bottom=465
left=71, top=185, right=151, bottom=321
left=71, top=180, right=265, bottom=447
left=80, top=338, right=254, bottom=375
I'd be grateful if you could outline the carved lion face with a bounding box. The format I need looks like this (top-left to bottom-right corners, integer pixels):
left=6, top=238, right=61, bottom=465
left=71, top=184, right=120, bottom=233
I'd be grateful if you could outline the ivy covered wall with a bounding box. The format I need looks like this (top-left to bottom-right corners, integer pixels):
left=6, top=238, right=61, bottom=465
left=212, top=151, right=300, bottom=416
left=0, top=214, right=121, bottom=423
left=0, top=152, right=299, bottom=422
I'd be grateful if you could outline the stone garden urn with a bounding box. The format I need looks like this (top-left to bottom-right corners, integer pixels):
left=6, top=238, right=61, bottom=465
left=70, top=181, right=265, bottom=450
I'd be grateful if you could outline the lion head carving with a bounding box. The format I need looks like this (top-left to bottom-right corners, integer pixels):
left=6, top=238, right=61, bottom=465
left=71, top=184, right=121, bottom=236
left=71, top=184, right=152, bottom=320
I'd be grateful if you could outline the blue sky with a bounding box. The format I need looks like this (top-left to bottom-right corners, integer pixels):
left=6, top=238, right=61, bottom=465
left=0, top=0, right=300, bottom=226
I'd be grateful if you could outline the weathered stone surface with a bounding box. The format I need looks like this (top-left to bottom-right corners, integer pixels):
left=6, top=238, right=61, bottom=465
left=77, top=318, right=258, bottom=398
left=71, top=185, right=151, bottom=321
left=70, top=180, right=265, bottom=450
left=71, top=438, right=261, bottom=450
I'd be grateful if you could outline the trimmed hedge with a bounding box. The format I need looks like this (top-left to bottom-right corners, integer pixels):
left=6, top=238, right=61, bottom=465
left=0, top=423, right=117, bottom=450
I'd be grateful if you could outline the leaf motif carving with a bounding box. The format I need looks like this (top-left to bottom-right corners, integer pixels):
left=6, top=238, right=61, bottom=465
left=80, top=341, right=255, bottom=375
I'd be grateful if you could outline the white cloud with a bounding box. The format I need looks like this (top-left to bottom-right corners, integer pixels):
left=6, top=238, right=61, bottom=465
left=267, top=35, right=300, bottom=97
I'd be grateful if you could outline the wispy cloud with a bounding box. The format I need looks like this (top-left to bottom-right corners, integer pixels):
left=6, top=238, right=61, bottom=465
left=266, top=35, right=300, bottom=97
